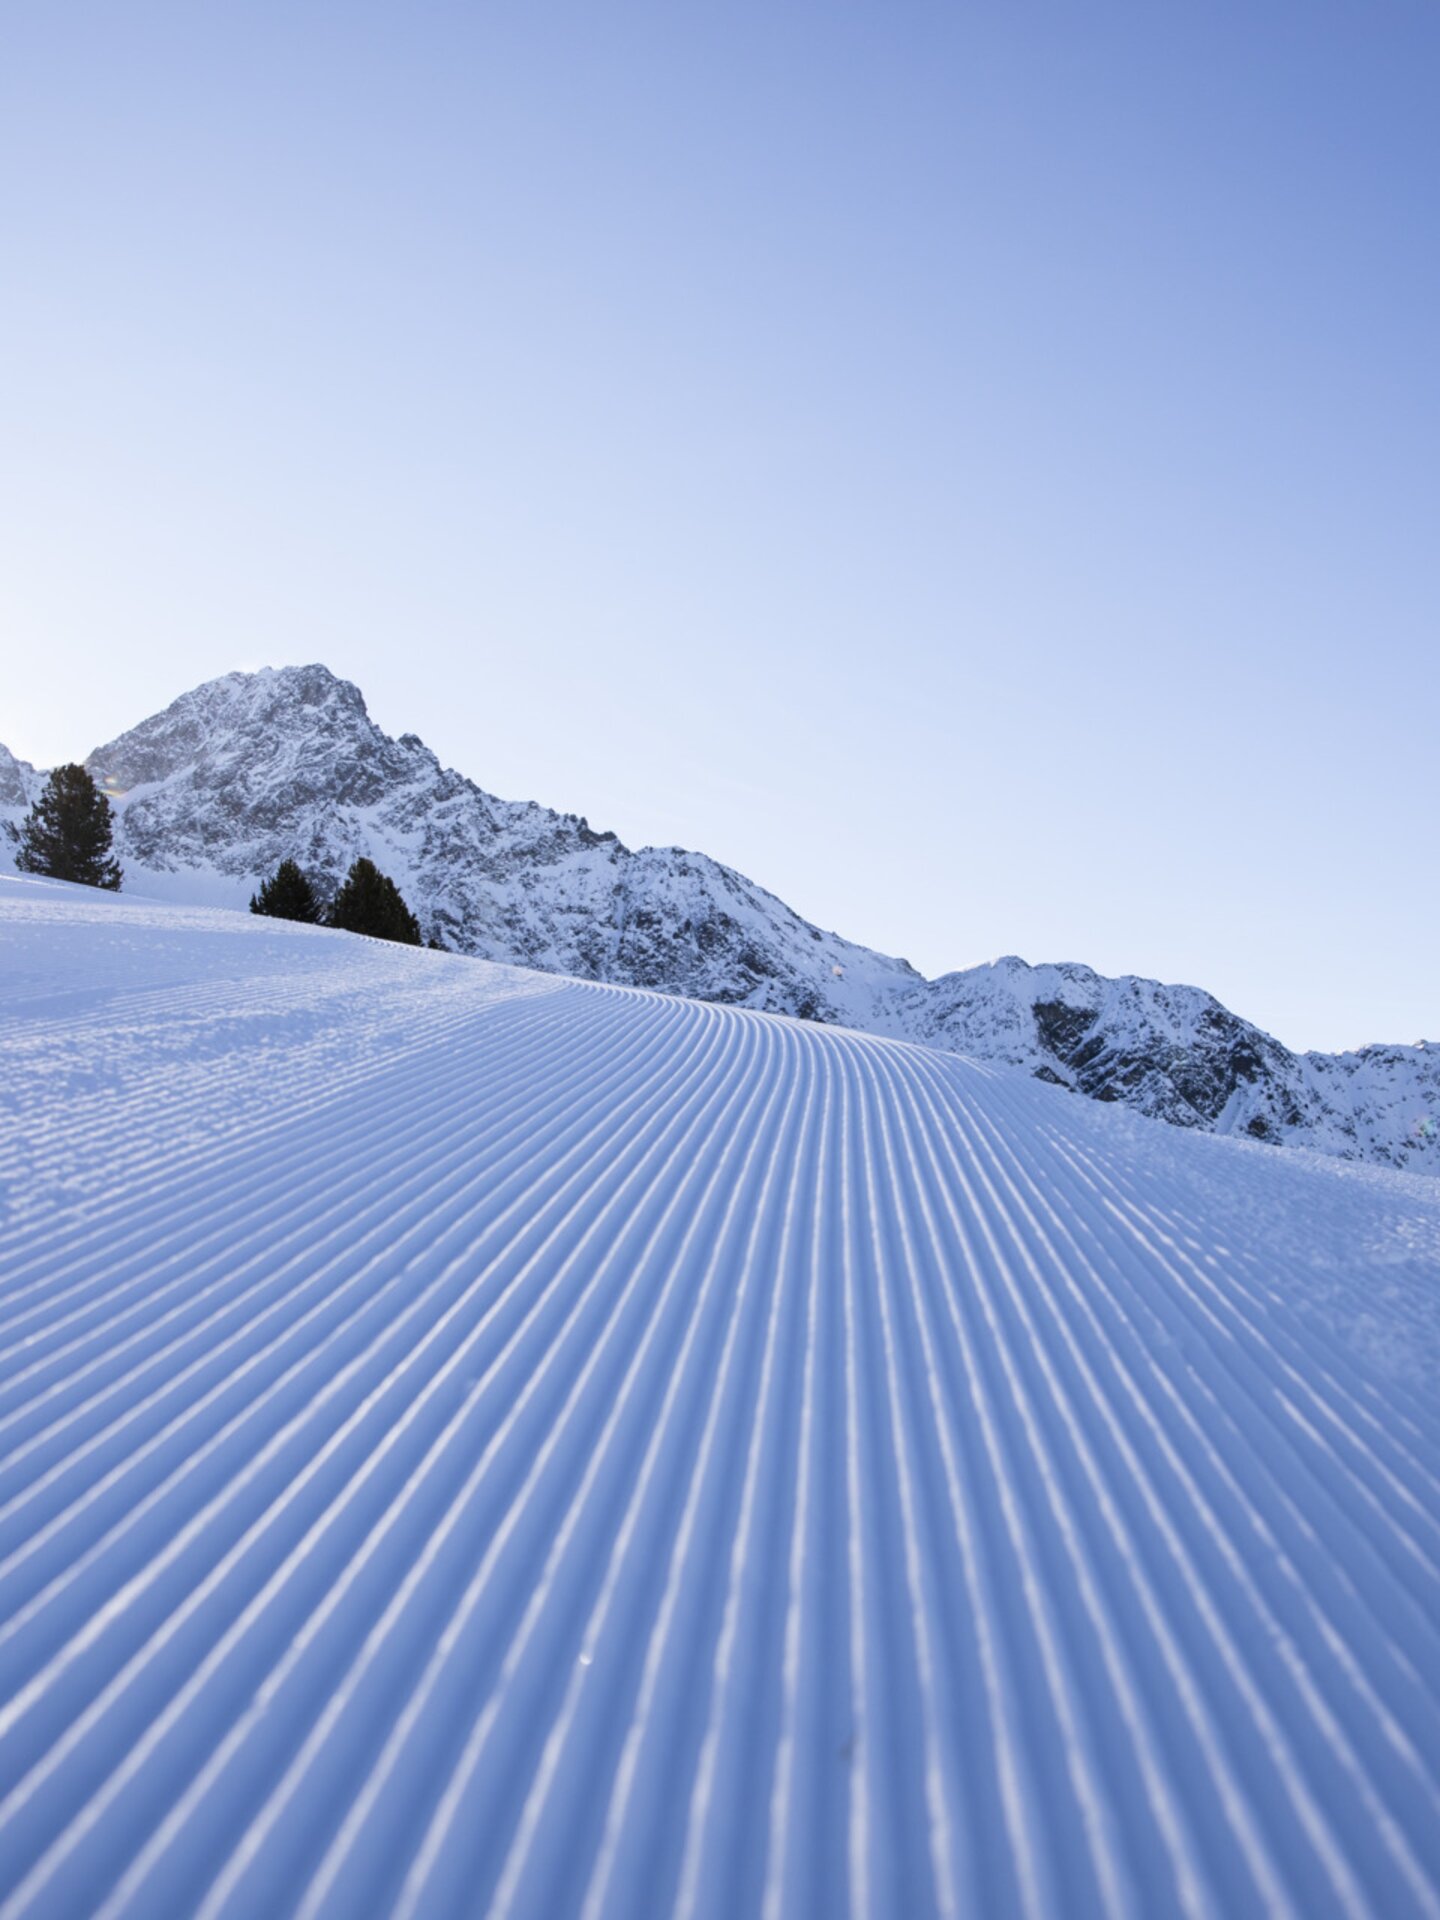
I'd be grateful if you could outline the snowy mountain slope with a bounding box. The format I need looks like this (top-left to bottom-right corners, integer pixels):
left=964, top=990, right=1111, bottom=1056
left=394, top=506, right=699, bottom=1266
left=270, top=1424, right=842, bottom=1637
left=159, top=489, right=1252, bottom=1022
left=0, top=662, right=1434, bottom=1173
left=0, top=749, right=39, bottom=864
left=0, top=748, right=38, bottom=814
left=1, top=876, right=1438, bottom=1919
left=900, top=957, right=1440, bottom=1172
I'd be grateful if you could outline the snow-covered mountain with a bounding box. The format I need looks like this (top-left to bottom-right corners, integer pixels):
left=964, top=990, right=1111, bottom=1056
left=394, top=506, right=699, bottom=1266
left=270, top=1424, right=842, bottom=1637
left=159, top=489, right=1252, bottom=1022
left=0, top=742, right=39, bottom=817
left=75, top=665, right=918, bottom=1026
left=2, top=662, right=1435, bottom=1172
left=2, top=875, right=1438, bottom=1917
left=901, top=957, right=1440, bottom=1172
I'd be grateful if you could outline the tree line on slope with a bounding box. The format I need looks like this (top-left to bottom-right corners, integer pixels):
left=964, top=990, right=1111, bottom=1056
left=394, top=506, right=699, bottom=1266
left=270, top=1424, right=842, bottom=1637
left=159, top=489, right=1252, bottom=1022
left=13, top=764, right=427, bottom=947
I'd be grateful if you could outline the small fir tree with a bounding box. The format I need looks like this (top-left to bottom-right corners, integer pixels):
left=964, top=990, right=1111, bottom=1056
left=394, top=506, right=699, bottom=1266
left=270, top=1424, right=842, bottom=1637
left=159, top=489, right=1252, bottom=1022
left=250, top=859, right=322, bottom=923
left=15, top=764, right=123, bottom=889
left=327, top=857, right=422, bottom=945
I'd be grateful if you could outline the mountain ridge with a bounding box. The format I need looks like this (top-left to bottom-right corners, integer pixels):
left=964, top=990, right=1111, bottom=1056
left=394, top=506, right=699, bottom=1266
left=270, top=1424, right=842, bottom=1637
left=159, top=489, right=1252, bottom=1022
left=3, top=662, right=1435, bottom=1173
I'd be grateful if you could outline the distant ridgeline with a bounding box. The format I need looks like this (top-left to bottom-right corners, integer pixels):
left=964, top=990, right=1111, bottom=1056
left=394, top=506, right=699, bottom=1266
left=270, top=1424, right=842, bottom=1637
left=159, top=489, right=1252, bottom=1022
left=1, top=667, right=1435, bottom=1173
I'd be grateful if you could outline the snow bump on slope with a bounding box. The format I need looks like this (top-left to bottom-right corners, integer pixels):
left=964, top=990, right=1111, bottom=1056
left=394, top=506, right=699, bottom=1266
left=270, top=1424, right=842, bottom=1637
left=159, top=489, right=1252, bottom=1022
left=0, top=876, right=1438, bottom=1919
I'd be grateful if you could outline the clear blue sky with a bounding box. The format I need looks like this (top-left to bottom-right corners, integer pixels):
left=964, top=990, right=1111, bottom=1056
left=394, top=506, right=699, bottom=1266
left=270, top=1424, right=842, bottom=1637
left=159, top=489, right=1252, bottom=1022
left=2, top=2, right=1435, bottom=1052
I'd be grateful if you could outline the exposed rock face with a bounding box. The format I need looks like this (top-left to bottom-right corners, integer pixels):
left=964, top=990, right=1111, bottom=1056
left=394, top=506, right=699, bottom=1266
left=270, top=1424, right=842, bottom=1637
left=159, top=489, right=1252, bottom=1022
left=2, top=663, right=1435, bottom=1173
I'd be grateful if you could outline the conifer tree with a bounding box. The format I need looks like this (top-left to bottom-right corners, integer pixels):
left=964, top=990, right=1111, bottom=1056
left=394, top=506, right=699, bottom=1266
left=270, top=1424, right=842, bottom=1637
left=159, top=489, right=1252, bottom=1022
left=327, top=857, right=422, bottom=945
left=15, top=764, right=123, bottom=889
left=249, top=859, right=322, bottom=923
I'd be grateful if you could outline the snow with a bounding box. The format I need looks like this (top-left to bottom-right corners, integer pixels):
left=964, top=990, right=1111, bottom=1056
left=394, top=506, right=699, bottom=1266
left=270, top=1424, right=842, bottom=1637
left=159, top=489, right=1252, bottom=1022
left=1, top=875, right=1438, bottom=1918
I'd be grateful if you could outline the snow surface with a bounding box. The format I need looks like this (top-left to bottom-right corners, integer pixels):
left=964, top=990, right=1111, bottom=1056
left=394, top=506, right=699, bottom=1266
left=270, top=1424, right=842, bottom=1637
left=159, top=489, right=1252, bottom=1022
left=1, top=875, right=1439, bottom=1918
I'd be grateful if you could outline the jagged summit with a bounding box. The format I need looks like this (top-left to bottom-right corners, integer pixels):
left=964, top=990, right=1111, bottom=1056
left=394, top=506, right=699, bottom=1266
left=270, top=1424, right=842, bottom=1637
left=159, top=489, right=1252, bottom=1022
left=91, top=664, right=402, bottom=794
left=2, top=664, right=1436, bottom=1173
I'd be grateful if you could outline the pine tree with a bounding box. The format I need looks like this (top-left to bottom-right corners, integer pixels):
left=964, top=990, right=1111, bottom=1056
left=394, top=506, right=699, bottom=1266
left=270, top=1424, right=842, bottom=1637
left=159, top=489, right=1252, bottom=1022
left=250, top=859, right=322, bottom=923
left=327, top=857, right=422, bottom=945
left=15, top=764, right=123, bottom=890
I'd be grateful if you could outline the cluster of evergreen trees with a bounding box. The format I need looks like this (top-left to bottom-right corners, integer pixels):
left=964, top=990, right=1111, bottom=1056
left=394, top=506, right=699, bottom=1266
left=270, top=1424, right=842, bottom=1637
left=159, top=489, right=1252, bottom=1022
left=250, top=856, right=424, bottom=946
left=12, top=763, right=427, bottom=947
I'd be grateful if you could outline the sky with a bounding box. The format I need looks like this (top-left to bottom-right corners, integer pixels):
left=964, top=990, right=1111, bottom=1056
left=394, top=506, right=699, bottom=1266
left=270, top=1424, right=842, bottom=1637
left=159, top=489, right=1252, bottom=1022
left=1, top=2, right=1435, bottom=1053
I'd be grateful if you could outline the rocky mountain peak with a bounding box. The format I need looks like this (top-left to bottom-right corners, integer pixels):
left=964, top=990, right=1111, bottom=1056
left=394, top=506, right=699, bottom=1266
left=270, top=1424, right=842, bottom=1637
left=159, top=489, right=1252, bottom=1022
left=87, top=665, right=385, bottom=793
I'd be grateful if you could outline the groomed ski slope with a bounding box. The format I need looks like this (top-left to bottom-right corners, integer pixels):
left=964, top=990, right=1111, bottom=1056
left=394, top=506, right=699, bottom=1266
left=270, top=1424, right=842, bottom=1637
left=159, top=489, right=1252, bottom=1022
left=1, top=876, right=1438, bottom=1920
